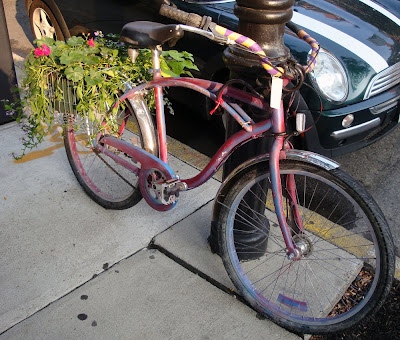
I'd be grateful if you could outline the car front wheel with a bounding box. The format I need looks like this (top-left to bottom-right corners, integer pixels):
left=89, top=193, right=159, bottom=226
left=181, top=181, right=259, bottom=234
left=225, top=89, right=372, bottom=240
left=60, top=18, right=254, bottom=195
left=28, top=0, right=69, bottom=41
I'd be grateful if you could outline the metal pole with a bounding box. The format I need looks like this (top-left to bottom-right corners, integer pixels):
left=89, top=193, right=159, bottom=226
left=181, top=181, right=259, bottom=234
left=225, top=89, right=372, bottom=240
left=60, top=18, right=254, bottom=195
left=210, top=0, right=294, bottom=258
left=224, top=0, right=294, bottom=168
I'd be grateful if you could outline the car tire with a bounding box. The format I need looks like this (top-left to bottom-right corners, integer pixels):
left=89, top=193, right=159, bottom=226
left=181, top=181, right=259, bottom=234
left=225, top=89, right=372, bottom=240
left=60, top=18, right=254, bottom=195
left=28, top=0, right=70, bottom=41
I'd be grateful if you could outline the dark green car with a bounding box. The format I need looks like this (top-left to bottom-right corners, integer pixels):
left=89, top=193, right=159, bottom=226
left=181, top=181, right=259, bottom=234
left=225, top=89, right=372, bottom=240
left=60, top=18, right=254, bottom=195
left=26, top=0, right=400, bottom=157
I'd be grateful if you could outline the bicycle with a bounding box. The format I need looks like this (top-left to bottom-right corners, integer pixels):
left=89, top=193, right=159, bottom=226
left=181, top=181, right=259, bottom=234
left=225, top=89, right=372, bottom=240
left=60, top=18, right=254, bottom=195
left=62, top=4, right=395, bottom=335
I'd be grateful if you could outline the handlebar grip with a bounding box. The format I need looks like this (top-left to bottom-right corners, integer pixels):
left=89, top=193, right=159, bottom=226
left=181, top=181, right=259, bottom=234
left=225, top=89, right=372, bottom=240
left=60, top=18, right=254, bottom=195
left=286, top=21, right=301, bottom=35
left=160, top=4, right=203, bottom=28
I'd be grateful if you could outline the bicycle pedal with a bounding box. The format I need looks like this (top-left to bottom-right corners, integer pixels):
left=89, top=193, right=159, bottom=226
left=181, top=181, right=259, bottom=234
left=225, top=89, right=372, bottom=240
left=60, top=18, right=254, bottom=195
left=153, top=178, right=186, bottom=206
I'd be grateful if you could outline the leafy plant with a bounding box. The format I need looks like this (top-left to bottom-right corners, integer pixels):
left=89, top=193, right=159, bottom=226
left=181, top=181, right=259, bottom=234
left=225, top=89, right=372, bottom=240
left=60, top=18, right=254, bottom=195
left=3, top=32, right=198, bottom=159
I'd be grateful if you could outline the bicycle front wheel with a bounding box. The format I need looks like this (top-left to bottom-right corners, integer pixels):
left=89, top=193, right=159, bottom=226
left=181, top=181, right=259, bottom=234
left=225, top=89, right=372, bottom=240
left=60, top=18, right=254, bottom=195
left=64, top=98, right=158, bottom=209
left=218, top=160, right=394, bottom=334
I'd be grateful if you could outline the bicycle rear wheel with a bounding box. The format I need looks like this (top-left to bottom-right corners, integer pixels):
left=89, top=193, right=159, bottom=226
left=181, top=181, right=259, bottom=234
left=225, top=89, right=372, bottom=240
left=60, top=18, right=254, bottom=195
left=218, top=160, right=394, bottom=334
left=64, top=98, right=158, bottom=209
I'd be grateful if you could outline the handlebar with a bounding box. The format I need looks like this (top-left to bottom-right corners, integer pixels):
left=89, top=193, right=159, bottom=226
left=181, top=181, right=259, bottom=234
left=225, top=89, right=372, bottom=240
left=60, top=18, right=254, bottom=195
left=159, top=4, right=320, bottom=78
left=160, top=4, right=210, bottom=29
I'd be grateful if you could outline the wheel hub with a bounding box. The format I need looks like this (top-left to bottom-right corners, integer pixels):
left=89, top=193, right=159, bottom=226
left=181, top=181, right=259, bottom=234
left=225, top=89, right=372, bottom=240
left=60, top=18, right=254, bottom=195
left=293, top=234, right=313, bottom=258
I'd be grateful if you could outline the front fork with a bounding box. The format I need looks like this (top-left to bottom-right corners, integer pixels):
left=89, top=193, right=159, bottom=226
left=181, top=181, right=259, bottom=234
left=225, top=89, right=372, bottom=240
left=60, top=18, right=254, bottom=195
left=269, top=93, right=304, bottom=260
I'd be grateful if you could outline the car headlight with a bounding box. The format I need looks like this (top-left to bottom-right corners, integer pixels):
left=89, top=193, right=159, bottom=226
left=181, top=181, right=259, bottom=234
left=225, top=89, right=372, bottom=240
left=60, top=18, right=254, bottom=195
left=309, top=49, right=348, bottom=103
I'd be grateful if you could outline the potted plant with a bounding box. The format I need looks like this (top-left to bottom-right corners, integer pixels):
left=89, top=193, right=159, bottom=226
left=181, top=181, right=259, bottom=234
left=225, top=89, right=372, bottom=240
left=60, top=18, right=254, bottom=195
left=3, top=32, right=198, bottom=159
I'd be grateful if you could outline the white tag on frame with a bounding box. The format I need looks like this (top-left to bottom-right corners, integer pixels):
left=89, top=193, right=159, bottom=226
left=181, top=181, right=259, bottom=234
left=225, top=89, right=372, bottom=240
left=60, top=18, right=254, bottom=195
left=270, top=77, right=283, bottom=109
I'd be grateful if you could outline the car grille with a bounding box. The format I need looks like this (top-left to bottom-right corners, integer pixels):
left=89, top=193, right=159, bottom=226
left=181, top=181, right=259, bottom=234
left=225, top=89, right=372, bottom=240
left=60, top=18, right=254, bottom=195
left=364, top=62, right=400, bottom=99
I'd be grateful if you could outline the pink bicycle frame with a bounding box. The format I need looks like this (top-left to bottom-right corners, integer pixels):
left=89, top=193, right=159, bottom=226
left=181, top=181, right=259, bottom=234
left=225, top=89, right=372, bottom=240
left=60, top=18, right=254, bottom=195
left=116, top=71, right=303, bottom=255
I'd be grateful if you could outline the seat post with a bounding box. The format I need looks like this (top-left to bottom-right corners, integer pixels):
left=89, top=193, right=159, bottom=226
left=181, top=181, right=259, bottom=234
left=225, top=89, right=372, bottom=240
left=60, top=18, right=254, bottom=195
left=152, top=46, right=168, bottom=163
left=128, top=48, right=139, bottom=63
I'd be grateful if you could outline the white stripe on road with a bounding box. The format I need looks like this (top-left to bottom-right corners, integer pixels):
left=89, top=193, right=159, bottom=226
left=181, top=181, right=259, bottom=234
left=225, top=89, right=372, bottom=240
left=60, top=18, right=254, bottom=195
left=291, top=11, right=388, bottom=72
left=358, top=0, right=400, bottom=26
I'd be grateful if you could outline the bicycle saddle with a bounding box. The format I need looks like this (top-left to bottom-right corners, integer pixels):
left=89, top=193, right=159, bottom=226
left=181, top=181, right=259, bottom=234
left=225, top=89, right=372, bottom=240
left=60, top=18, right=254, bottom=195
left=120, top=21, right=184, bottom=48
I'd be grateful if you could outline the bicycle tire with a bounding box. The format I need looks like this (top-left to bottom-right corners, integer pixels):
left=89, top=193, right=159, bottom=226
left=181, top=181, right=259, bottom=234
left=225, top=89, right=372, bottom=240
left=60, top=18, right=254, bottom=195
left=218, top=160, right=394, bottom=334
left=64, top=98, right=157, bottom=209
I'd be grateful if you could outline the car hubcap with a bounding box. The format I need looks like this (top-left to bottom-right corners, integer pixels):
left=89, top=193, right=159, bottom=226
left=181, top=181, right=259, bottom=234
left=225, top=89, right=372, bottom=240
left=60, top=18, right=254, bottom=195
left=32, top=8, right=56, bottom=39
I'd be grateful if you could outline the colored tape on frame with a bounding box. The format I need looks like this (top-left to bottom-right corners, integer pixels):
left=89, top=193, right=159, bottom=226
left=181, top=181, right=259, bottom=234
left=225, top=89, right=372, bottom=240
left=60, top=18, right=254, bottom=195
left=215, top=25, right=320, bottom=76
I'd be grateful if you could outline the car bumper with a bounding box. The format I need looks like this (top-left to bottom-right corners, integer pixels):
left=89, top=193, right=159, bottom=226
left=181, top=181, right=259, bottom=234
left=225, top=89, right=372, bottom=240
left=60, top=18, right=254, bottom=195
left=308, top=84, right=400, bottom=157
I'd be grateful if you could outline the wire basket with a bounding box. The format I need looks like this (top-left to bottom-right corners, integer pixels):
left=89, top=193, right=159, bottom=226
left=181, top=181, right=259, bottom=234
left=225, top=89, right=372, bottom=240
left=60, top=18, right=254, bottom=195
left=46, top=73, right=78, bottom=116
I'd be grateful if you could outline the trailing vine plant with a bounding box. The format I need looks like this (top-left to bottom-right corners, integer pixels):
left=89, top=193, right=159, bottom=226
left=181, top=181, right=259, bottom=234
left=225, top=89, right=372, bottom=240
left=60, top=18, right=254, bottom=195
left=3, top=32, right=198, bottom=159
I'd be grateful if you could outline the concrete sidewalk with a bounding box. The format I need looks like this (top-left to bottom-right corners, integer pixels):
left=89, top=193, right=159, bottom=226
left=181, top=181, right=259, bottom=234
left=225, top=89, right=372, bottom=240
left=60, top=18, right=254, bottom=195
left=0, top=121, right=299, bottom=339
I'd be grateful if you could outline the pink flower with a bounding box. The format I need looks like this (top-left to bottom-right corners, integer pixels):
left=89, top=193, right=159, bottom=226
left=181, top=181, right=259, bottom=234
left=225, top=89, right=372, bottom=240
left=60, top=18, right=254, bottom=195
left=34, top=47, right=44, bottom=57
left=87, top=38, right=95, bottom=47
left=42, top=44, right=51, bottom=56
left=34, top=44, right=51, bottom=57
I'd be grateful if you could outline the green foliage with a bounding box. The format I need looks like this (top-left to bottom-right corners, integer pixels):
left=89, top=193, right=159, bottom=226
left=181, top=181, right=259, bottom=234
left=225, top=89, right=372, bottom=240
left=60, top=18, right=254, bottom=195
left=161, top=50, right=199, bottom=77
left=4, top=32, right=198, bottom=159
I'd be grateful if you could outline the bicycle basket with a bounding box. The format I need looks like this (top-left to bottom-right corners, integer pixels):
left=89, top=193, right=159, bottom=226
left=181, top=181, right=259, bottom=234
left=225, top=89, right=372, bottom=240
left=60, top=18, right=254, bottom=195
left=46, top=73, right=78, bottom=116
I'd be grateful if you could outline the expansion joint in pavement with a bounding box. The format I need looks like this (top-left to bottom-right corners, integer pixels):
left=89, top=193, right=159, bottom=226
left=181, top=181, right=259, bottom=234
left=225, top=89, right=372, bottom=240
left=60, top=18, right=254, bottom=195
left=149, top=241, right=246, bottom=303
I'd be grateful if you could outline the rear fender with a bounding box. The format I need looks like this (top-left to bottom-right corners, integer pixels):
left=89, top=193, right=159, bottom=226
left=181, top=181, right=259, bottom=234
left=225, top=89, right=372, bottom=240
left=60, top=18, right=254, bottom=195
left=126, top=95, right=159, bottom=157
